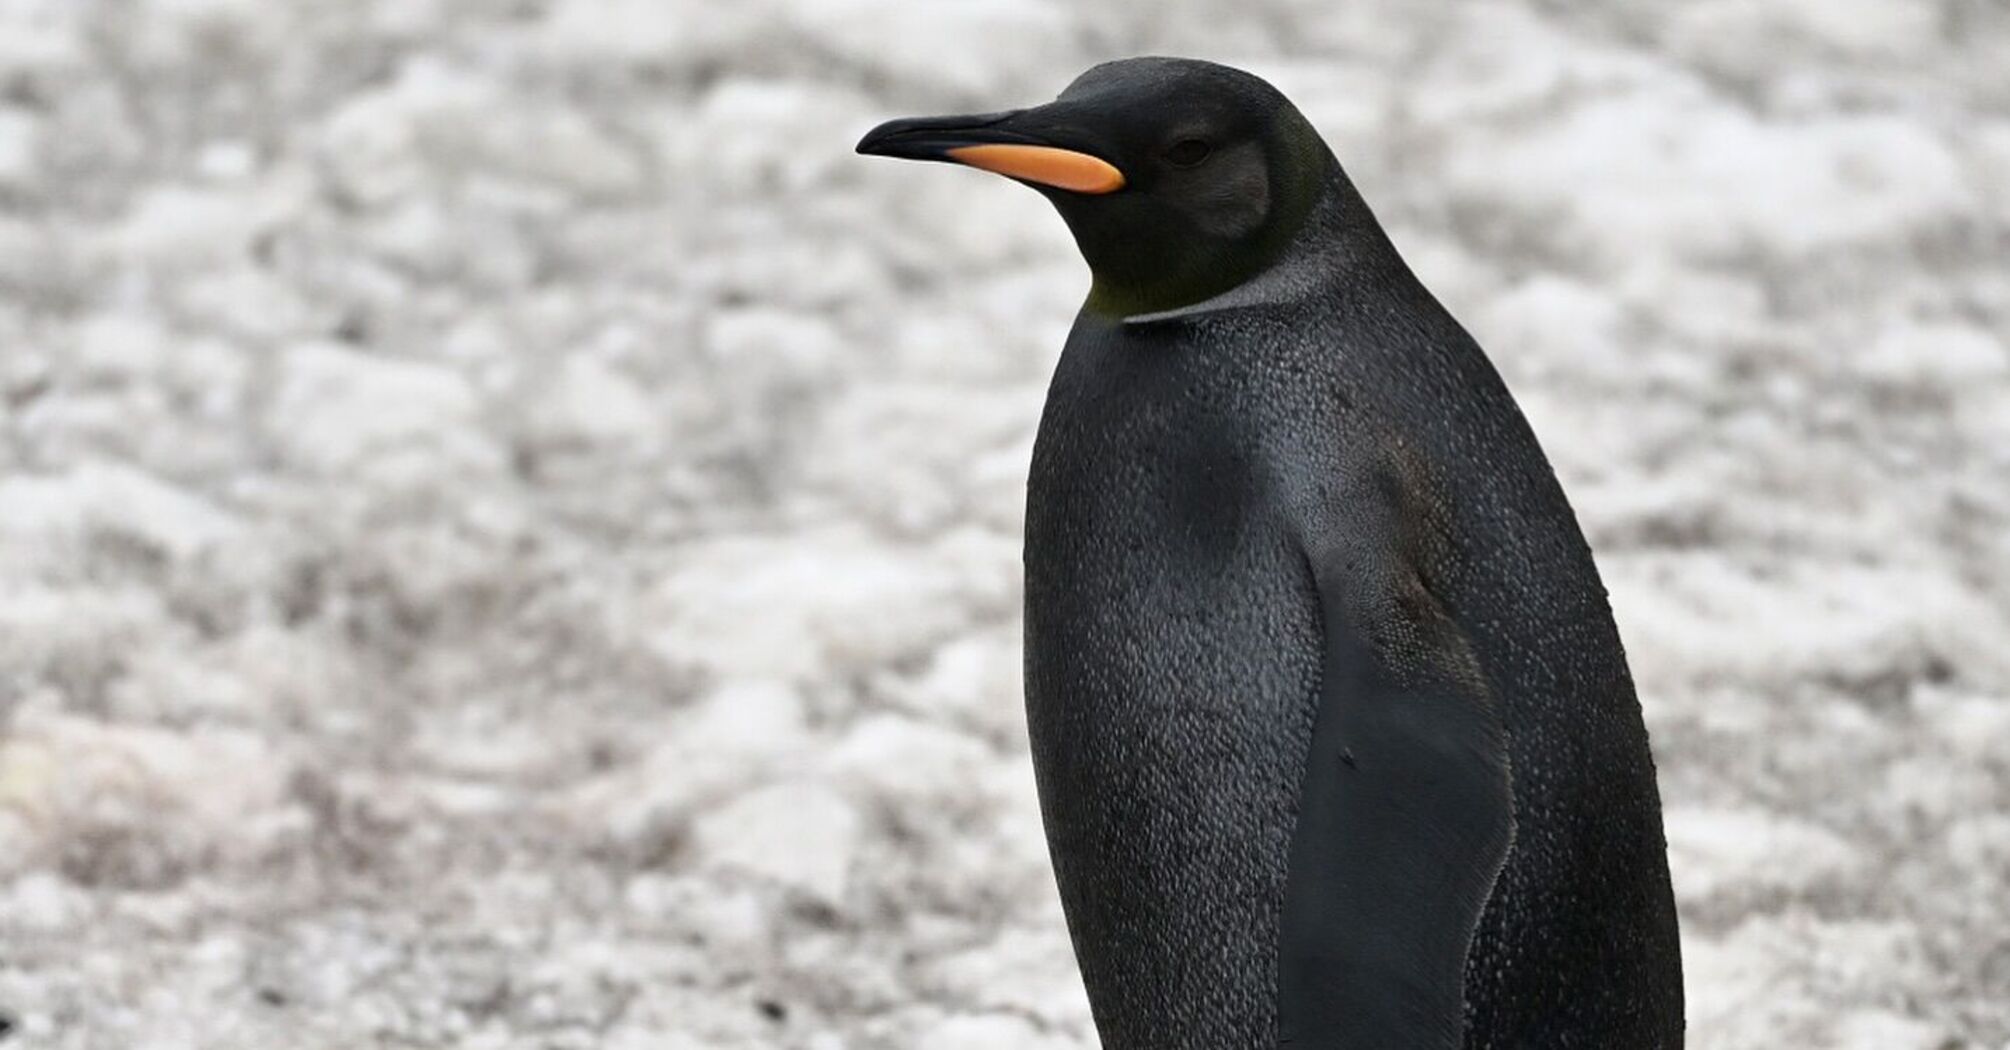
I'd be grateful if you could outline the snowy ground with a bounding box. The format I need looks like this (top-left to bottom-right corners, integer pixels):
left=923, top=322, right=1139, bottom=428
left=1, top=0, right=2007, bottom=1047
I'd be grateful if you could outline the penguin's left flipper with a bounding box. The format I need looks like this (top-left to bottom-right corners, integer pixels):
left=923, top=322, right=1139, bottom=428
left=1276, top=486, right=1516, bottom=1050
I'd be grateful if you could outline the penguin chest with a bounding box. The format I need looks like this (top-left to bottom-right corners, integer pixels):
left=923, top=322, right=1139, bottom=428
left=1022, top=390, right=1324, bottom=1046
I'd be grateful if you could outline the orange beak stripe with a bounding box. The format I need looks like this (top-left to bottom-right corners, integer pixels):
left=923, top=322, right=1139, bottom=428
left=945, top=144, right=1126, bottom=194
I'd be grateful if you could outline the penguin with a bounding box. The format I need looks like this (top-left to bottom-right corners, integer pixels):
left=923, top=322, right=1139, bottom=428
left=858, top=57, right=1683, bottom=1049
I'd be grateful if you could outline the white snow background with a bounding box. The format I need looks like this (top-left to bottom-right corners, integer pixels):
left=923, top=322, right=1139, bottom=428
left=1, top=0, right=2007, bottom=1047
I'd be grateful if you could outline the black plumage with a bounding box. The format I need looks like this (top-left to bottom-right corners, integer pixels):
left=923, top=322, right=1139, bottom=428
left=860, top=56, right=1683, bottom=1050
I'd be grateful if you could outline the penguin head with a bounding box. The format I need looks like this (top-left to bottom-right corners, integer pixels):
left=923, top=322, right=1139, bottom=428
left=858, top=57, right=1335, bottom=318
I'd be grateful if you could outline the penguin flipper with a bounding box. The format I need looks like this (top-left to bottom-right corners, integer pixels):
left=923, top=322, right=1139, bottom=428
left=1276, top=519, right=1516, bottom=1049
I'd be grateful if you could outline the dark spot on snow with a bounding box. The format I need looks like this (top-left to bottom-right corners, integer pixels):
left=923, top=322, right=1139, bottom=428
left=256, top=988, right=288, bottom=1007
left=786, top=897, right=842, bottom=929
left=1921, top=652, right=1954, bottom=684
left=3, top=375, right=49, bottom=410
left=510, top=441, right=545, bottom=482
left=278, top=559, right=327, bottom=626
left=756, top=998, right=787, bottom=1023
left=0, top=1009, right=15, bottom=1039
left=333, top=311, right=369, bottom=344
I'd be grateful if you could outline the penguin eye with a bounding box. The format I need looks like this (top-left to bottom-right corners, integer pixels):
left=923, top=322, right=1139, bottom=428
left=1163, top=138, right=1212, bottom=167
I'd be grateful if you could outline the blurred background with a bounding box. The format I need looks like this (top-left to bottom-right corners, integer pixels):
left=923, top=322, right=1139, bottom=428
left=1, top=0, right=2007, bottom=1047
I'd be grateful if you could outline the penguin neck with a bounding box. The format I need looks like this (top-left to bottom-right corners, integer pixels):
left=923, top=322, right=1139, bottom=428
left=1075, top=145, right=1397, bottom=324
left=1081, top=161, right=1401, bottom=327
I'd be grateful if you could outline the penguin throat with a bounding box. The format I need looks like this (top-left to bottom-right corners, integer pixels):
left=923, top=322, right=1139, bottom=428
left=1081, top=234, right=1279, bottom=319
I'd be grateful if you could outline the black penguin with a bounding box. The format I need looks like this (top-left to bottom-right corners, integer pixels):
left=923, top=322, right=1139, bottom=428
left=859, top=57, right=1683, bottom=1049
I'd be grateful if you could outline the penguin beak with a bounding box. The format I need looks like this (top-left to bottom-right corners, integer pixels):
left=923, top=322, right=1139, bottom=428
left=855, top=110, right=1126, bottom=195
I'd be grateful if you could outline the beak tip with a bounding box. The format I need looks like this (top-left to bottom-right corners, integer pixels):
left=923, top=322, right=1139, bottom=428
left=856, top=117, right=923, bottom=158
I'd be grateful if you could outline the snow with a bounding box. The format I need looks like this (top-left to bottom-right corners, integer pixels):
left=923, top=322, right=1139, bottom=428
left=1444, top=92, right=1975, bottom=264
left=1664, top=806, right=1859, bottom=900
left=1857, top=321, right=2009, bottom=389
left=0, top=107, right=39, bottom=189
left=694, top=781, right=863, bottom=906
left=0, top=461, right=243, bottom=566
left=1667, top=0, right=1943, bottom=64
left=269, top=341, right=493, bottom=475
left=779, top=0, right=1075, bottom=97
left=646, top=530, right=1007, bottom=681
left=915, top=1012, right=1087, bottom=1050
left=2, top=0, right=2007, bottom=1046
